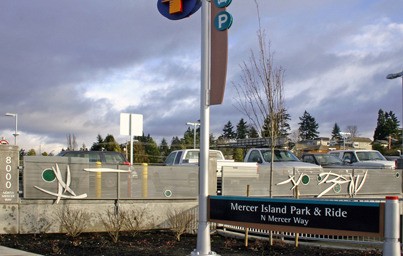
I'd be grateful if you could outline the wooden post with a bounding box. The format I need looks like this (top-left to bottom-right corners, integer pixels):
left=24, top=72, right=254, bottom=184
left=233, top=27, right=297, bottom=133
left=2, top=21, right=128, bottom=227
left=294, top=168, right=300, bottom=247
left=142, top=163, right=148, bottom=198
left=244, top=184, right=250, bottom=247
left=96, top=161, right=102, bottom=198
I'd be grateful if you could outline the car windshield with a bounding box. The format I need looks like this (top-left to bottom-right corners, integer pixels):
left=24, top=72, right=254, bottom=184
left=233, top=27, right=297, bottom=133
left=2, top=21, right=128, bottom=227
left=104, top=152, right=126, bottom=164
left=183, top=150, right=224, bottom=161
left=356, top=151, right=386, bottom=161
left=58, top=151, right=127, bottom=164
left=184, top=151, right=199, bottom=160
left=315, top=154, right=343, bottom=165
left=164, top=152, right=176, bottom=165
left=261, top=150, right=299, bottom=162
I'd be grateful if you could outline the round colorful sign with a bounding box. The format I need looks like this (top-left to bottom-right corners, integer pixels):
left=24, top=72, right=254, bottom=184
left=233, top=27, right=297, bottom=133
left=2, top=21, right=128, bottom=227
left=214, top=10, right=233, bottom=31
left=157, top=0, right=202, bottom=20
left=213, top=0, right=232, bottom=8
left=42, top=168, right=56, bottom=182
left=164, top=189, right=173, bottom=197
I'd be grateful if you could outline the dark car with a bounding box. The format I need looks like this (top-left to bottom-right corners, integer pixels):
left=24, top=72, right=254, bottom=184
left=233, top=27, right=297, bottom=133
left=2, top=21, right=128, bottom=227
left=301, top=153, right=344, bottom=167
left=58, top=150, right=130, bottom=166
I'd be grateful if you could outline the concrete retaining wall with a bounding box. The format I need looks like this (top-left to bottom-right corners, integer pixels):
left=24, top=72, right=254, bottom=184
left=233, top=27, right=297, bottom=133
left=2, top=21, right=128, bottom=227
left=1, top=145, right=402, bottom=235
left=0, top=199, right=198, bottom=234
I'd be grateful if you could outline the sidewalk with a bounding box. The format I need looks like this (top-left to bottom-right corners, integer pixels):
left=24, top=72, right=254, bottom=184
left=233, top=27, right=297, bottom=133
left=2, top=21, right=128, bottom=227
left=0, top=246, right=42, bottom=256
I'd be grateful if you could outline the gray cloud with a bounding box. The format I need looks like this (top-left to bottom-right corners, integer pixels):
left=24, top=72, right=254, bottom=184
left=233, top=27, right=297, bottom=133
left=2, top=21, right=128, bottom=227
left=0, top=0, right=402, bottom=153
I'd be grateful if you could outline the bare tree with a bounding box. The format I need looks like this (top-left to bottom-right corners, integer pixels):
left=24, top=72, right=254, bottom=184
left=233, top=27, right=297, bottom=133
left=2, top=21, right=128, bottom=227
left=289, top=130, right=300, bottom=144
left=233, top=1, right=285, bottom=139
left=233, top=0, right=285, bottom=197
left=66, top=133, right=78, bottom=151
left=346, top=125, right=359, bottom=138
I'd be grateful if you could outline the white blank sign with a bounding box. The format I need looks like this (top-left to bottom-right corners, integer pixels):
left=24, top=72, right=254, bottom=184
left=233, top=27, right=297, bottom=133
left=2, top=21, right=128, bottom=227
left=120, top=113, right=143, bottom=136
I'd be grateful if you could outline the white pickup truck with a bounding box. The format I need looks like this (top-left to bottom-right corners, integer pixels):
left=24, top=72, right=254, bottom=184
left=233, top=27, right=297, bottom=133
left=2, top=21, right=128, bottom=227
left=164, top=149, right=225, bottom=165
left=244, top=148, right=322, bottom=170
left=164, top=149, right=258, bottom=178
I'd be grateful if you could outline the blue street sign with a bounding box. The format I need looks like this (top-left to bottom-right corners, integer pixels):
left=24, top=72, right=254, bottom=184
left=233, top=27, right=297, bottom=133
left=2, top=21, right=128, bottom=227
left=157, top=0, right=201, bottom=20
left=213, top=0, right=232, bottom=8
left=214, top=11, right=233, bottom=31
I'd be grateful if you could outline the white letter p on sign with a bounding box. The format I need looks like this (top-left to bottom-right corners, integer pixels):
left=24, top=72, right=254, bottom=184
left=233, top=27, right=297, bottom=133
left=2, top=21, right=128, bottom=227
left=218, top=14, right=228, bottom=29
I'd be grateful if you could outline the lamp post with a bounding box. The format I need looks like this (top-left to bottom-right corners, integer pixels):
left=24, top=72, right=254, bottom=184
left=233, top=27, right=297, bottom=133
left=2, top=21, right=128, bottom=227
left=186, top=121, right=200, bottom=149
left=5, top=113, right=18, bottom=145
left=386, top=70, right=403, bottom=155
left=340, top=132, right=351, bottom=150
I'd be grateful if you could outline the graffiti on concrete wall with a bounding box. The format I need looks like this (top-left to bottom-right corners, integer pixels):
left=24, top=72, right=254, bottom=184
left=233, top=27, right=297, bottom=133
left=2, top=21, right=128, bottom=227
left=277, top=171, right=368, bottom=198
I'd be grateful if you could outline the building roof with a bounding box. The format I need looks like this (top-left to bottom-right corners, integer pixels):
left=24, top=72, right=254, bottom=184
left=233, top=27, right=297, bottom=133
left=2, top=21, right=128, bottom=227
left=351, top=137, right=372, bottom=143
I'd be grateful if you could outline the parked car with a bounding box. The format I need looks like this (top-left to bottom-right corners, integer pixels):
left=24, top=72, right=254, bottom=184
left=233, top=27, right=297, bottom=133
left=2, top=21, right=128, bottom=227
left=58, top=150, right=130, bottom=166
left=384, top=155, right=402, bottom=161
left=328, top=150, right=396, bottom=169
left=162, top=149, right=258, bottom=195
left=58, top=150, right=137, bottom=186
left=244, top=148, right=322, bottom=170
left=164, top=149, right=226, bottom=165
left=164, top=149, right=257, bottom=177
left=301, top=153, right=345, bottom=167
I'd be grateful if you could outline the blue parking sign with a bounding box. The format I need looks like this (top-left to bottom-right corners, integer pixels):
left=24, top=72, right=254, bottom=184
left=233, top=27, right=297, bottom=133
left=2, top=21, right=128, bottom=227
left=213, top=0, right=232, bottom=8
left=214, top=11, right=233, bottom=31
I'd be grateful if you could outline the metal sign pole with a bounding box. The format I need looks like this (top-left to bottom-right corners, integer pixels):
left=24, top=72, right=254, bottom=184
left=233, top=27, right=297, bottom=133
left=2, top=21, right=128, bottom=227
left=192, top=0, right=217, bottom=255
left=130, top=114, right=134, bottom=166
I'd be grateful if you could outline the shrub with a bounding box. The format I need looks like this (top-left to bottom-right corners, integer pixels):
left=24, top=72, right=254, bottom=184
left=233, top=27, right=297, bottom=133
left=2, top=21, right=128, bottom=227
left=122, top=207, right=151, bottom=237
left=56, top=206, right=90, bottom=238
left=100, top=208, right=126, bottom=243
left=167, top=208, right=195, bottom=241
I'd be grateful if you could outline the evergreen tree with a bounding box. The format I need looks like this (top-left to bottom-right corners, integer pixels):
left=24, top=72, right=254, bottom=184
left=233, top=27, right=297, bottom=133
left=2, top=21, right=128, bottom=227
left=27, top=149, right=36, bottom=156
left=91, top=134, right=104, bottom=151
left=159, top=138, right=169, bottom=158
left=374, top=109, right=400, bottom=141
left=136, top=134, right=161, bottom=163
left=103, top=134, right=121, bottom=152
left=236, top=118, right=248, bottom=139
left=248, top=126, right=259, bottom=138
left=133, top=141, right=148, bottom=163
left=90, top=134, right=120, bottom=152
left=298, top=110, right=319, bottom=140
left=170, top=136, right=183, bottom=151
left=183, top=127, right=194, bottom=148
left=222, top=121, right=236, bottom=139
left=261, top=117, right=271, bottom=138
left=331, top=123, right=341, bottom=140
left=261, top=108, right=291, bottom=139
left=278, top=108, right=291, bottom=138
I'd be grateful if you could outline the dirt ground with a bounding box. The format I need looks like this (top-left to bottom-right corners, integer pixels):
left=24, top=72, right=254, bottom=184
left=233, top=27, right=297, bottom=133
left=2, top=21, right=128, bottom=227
left=0, top=230, right=382, bottom=256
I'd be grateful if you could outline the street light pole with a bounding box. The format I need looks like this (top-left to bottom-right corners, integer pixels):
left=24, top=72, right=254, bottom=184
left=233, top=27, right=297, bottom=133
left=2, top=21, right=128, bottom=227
left=340, top=132, right=351, bottom=150
left=186, top=121, right=201, bottom=149
left=5, top=113, right=18, bottom=145
left=386, top=70, right=403, bottom=156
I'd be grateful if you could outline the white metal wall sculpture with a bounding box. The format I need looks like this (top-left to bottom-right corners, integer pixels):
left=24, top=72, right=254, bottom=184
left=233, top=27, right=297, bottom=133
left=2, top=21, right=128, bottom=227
left=34, top=163, right=87, bottom=203
left=276, top=171, right=368, bottom=198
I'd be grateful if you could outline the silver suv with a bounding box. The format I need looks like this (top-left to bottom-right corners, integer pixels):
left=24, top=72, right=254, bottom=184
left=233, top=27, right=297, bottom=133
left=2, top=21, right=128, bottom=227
left=244, top=148, right=322, bottom=169
left=328, top=150, right=396, bottom=169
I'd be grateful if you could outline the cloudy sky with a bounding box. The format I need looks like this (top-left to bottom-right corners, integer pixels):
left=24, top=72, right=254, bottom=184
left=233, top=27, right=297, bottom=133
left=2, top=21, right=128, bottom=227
left=1, top=0, right=403, bottom=154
